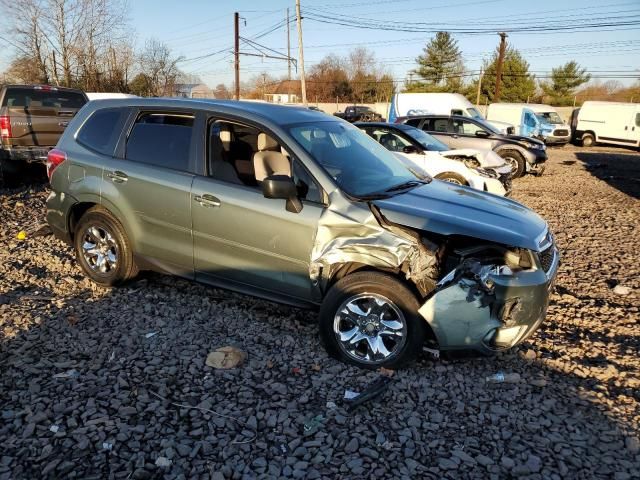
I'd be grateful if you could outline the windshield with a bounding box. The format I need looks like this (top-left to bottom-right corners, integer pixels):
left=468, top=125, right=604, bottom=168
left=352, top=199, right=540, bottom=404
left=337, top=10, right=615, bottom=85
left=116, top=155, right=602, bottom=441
left=473, top=117, right=502, bottom=135
left=535, top=112, right=563, bottom=125
left=467, top=107, right=484, bottom=119
left=287, top=121, right=428, bottom=198
left=399, top=125, right=449, bottom=151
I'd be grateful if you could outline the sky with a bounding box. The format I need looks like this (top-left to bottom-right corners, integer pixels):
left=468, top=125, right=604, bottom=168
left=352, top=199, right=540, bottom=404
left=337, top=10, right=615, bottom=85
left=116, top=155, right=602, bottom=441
left=2, top=0, right=639, bottom=89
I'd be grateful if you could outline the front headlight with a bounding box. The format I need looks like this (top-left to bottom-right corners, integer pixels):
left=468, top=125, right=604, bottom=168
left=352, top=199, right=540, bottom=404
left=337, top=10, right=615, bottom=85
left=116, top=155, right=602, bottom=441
left=463, top=158, right=481, bottom=169
left=522, top=141, right=543, bottom=150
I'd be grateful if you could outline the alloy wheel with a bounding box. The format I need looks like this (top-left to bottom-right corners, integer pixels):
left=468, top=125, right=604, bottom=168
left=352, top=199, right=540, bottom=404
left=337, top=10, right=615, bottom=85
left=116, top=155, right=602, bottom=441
left=81, top=225, right=118, bottom=273
left=333, top=293, right=407, bottom=364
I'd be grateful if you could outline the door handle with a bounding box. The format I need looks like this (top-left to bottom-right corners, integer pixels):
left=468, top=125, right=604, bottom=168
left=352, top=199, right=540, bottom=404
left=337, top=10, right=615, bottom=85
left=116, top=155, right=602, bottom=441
left=194, top=194, right=221, bottom=208
left=107, top=171, right=128, bottom=183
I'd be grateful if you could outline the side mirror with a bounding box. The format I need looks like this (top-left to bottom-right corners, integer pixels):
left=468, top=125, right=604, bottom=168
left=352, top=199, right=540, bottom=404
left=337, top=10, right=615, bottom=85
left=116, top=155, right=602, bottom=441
left=402, top=145, right=419, bottom=154
left=475, top=130, right=490, bottom=138
left=262, top=175, right=303, bottom=213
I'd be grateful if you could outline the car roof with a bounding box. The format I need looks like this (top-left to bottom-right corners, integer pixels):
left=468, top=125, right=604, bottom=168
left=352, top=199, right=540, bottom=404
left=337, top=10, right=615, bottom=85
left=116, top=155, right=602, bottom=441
left=86, top=98, right=330, bottom=125
left=2, top=84, right=86, bottom=93
left=353, top=121, right=399, bottom=127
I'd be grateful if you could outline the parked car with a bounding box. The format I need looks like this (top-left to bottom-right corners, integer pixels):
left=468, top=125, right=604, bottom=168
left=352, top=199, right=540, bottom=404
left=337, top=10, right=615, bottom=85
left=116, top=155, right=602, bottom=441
left=571, top=101, right=640, bottom=148
left=334, top=105, right=383, bottom=122
left=46, top=99, right=559, bottom=369
left=486, top=103, right=571, bottom=145
left=355, top=122, right=512, bottom=196
left=0, top=84, right=88, bottom=184
left=387, top=92, right=514, bottom=134
left=396, top=114, right=547, bottom=178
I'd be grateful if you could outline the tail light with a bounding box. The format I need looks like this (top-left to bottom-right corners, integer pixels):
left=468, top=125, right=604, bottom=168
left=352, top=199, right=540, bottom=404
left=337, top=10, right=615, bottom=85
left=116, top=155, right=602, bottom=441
left=0, top=115, right=11, bottom=139
left=46, top=148, right=67, bottom=179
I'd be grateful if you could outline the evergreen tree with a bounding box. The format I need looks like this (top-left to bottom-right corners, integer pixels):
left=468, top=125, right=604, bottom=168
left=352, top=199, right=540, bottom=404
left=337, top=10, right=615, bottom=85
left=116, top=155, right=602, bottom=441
left=541, top=61, right=591, bottom=105
left=409, top=32, right=464, bottom=92
left=472, top=46, right=535, bottom=103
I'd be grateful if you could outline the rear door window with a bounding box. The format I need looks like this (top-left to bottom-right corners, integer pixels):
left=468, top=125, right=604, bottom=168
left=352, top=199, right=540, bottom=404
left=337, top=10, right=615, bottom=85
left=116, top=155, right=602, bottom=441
left=126, top=113, right=194, bottom=171
left=2, top=88, right=86, bottom=109
left=431, top=118, right=451, bottom=133
left=77, top=108, right=127, bottom=156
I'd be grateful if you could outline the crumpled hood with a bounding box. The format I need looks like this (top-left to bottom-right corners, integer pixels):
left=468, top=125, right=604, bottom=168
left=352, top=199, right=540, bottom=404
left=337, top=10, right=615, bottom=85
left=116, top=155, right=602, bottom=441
left=506, top=134, right=545, bottom=147
left=442, top=148, right=507, bottom=168
left=373, top=181, right=548, bottom=251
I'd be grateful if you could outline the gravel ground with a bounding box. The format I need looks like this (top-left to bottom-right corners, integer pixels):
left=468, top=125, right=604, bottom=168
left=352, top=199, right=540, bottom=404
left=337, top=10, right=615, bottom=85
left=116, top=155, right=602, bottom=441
left=1, top=146, right=639, bottom=479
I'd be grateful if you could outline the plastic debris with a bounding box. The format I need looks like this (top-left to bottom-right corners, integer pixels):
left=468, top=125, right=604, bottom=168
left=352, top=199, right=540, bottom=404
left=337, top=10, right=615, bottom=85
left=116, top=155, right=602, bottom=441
left=205, top=346, right=247, bottom=369
left=344, top=390, right=359, bottom=400
left=343, top=376, right=393, bottom=412
left=155, top=456, right=172, bottom=467
left=53, top=369, right=80, bottom=379
left=423, top=347, right=440, bottom=359
left=102, top=442, right=113, bottom=451
left=16, top=230, right=27, bottom=240
left=613, top=285, right=631, bottom=296
left=303, top=414, right=325, bottom=436
left=49, top=425, right=60, bottom=433
left=108, top=350, right=115, bottom=362
left=143, top=332, right=157, bottom=339
left=485, top=372, right=521, bottom=384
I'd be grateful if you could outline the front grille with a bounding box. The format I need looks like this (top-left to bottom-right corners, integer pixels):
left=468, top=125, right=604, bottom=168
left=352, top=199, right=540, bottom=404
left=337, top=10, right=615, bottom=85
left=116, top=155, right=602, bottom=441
left=538, top=245, right=555, bottom=272
left=553, top=129, right=569, bottom=136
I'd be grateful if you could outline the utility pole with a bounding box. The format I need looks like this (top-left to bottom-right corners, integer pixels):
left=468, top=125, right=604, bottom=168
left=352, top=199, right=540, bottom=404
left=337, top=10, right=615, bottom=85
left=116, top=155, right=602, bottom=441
left=475, top=67, right=483, bottom=106
left=295, top=0, right=307, bottom=105
left=234, top=12, right=240, bottom=100
left=494, top=32, right=507, bottom=102
left=286, top=8, right=291, bottom=82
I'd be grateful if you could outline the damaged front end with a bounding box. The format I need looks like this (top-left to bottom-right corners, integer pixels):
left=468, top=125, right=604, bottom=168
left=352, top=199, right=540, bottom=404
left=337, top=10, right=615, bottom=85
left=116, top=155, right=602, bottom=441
left=419, top=237, right=559, bottom=352
left=311, top=187, right=559, bottom=353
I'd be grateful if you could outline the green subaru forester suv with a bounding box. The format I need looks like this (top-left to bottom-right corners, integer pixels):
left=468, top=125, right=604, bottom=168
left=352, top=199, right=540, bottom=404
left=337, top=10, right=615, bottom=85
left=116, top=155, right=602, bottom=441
left=46, top=99, right=558, bottom=369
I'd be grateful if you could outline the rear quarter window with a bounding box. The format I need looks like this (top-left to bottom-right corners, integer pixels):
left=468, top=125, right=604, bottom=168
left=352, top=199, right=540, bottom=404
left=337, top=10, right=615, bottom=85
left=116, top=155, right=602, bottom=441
left=2, top=88, right=87, bottom=108
left=77, top=108, right=128, bottom=156
left=405, top=118, right=422, bottom=127
left=126, top=113, right=194, bottom=171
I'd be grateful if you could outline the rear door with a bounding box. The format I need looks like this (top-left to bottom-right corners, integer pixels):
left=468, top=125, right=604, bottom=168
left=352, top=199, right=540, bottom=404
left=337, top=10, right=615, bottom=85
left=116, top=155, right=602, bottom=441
left=419, top=117, right=458, bottom=147
left=2, top=87, right=86, bottom=147
left=99, top=109, right=196, bottom=276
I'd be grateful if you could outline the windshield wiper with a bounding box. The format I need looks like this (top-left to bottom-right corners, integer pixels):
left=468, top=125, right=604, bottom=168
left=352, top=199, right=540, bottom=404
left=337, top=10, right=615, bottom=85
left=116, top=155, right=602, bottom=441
left=384, top=180, right=427, bottom=193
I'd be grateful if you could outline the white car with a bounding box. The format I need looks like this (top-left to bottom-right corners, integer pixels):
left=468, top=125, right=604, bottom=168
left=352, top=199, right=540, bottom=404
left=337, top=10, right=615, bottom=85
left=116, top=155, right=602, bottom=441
left=357, top=122, right=513, bottom=196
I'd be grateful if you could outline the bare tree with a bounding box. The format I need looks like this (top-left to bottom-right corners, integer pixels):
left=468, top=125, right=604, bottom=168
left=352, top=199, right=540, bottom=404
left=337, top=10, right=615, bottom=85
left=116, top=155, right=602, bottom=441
left=137, top=39, right=182, bottom=96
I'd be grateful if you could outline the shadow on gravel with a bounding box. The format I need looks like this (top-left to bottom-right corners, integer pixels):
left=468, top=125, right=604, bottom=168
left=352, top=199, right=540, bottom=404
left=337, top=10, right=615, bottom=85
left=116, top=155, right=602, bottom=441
left=1, top=272, right=639, bottom=478
left=574, top=151, right=640, bottom=199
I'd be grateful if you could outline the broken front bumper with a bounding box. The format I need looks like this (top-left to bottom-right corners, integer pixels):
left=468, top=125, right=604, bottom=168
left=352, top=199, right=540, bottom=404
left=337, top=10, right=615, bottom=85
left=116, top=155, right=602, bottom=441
left=418, top=244, right=559, bottom=353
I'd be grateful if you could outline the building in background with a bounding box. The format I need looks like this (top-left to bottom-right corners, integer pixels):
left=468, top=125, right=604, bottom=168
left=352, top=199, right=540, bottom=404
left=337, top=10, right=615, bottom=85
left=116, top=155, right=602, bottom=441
left=264, top=80, right=301, bottom=103
left=172, top=83, right=215, bottom=99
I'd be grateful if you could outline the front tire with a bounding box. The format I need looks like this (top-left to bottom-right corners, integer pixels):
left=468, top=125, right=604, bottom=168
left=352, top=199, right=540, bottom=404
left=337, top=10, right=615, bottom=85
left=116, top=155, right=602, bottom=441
left=434, top=172, right=468, bottom=186
left=74, top=207, right=138, bottom=287
left=498, top=149, right=526, bottom=178
left=581, top=133, right=595, bottom=147
left=319, top=272, right=427, bottom=369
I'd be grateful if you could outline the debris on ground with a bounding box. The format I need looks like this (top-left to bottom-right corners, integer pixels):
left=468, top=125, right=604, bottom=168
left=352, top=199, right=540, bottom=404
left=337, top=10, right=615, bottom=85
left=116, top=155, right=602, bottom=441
left=52, top=369, right=80, bottom=379
left=613, top=284, right=631, bottom=296
left=205, top=346, right=247, bottom=369
left=303, top=415, right=325, bottom=436
left=485, top=372, right=521, bottom=384
left=16, top=230, right=27, bottom=240
left=155, top=457, right=172, bottom=468
left=143, top=331, right=157, bottom=339
left=343, top=376, right=393, bottom=411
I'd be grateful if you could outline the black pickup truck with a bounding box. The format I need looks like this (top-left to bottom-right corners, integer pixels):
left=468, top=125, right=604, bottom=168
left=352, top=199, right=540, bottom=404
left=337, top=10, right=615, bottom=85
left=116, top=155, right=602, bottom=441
left=334, top=105, right=384, bottom=123
left=0, top=84, right=88, bottom=185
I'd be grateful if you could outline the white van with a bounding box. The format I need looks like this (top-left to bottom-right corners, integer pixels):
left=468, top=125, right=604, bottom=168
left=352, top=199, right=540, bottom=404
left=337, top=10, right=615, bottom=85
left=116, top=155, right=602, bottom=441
left=388, top=93, right=514, bottom=134
left=573, top=101, right=640, bottom=148
left=486, top=103, right=571, bottom=145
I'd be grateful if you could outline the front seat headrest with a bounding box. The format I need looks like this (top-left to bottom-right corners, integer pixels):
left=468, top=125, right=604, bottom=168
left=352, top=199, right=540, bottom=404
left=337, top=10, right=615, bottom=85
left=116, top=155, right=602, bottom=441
left=258, top=133, right=279, bottom=151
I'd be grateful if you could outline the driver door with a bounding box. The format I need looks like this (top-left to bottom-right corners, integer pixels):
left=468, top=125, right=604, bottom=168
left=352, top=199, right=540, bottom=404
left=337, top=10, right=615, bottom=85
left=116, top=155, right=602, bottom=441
left=191, top=118, right=325, bottom=302
left=449, top=118, right=492, bottom=149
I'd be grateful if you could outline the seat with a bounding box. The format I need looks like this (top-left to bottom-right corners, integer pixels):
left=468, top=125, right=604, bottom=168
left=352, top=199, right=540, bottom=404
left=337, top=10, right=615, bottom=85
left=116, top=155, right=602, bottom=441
left=379, top=133, right=399, bottom=151
left=253, top=133, right=290, bottom=181
left=210, top=126, right=242, bottom=184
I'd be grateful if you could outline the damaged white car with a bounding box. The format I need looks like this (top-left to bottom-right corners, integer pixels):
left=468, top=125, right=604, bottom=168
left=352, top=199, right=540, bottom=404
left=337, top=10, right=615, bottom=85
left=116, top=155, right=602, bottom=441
left=356, top=122, right=513, bottom=196
left=47, top=99, right=559, bottom=369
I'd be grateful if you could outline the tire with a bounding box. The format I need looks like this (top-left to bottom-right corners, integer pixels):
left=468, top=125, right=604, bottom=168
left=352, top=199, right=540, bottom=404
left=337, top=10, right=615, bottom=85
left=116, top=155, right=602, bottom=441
left=319, top=272, right=427, bottom=369
left=498, top=149, right=526, bottom=178
left=581, top=133, right=595, bottom=147
left=434, top=172, right=468, bottom=186
left=0, top=156, right=20, bottom=188
left=74, top=207, right=138, bottom=287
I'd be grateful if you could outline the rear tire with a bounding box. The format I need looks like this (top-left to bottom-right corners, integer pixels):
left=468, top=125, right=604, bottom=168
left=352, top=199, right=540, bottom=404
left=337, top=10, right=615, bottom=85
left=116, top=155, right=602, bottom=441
left=74, top=207, right=138, bottom=287
left=581, top=133, right=595, bottom=147
left=319, top=272, right=427, bottom=369
left=434, top=172, right=468, bottom=186
left=498, top=149, right=526, bottom=178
